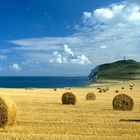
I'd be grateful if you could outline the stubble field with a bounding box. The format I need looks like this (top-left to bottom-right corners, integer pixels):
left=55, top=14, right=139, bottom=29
left=0, top=81, right=139, bottom=140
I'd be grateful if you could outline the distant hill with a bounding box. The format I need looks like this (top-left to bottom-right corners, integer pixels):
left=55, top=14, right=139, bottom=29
left=89, top=59, right=140, bottom=82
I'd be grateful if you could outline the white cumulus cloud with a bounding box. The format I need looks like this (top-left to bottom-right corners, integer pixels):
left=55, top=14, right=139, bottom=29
left=100, top=45, right=108, bottom=49
left=8, top=0, right=140, bottom=68
left=83, top=2, right=140, bottom=25
left=64, top=44, right=74, bottom=56
left=49, top=51, right=67, bottom=64
left=10, top=63, right=22, bottom=72
left=50, top=45, right=91, bottom=65
left=94, top=8, right=113, bottom=21
left=70, top=55, right=91, bottom=65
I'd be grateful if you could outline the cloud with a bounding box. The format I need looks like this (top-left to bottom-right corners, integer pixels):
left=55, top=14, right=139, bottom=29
left=83, top=2, right=140, bottom=25
left=81, top=1, right=140, bottom=63
left=49, top=45, right=91, bottom=65
left=22, top=60, right=39, bottom=66
left=64, top=44, right=74, bottom=56
left=10, top=63, right=22, bottom=72
left=9, top=37, right=84, bottom=52
left=70, top=55, right=91, bottom=65
left=100, top=45, right=108, bottom=49
left=83, top=12, right=92, bottom=18
left=94, top=8, right=113, bottom=22
left=49, top=51, right=67, bottom=64
left=8, top=0, right=140, bottom=68
left=83, top=12, right=92, bottom=23
left=0, top=55, right=7, bottom=61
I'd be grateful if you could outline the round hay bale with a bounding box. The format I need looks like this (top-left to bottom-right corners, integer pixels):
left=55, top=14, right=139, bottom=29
left=99, top=89, right=102, bottom=93
left=130, top=87, right=133, bottom=90
left=61, top=92, right=76, bottom=105
left=122, top=87, right=124, bottom=89
left=115, top=90, right=119, bottom=93
left=106, top=87, right=109, bottom=91
left=103, top=89, right=106, bottom=93
left=0, top=96, right=16, bottom=127
left=86, top=93, right=96, bottom=100
left=112, top=94, right=134, bottom=111
left=129, top=85, right=133, bottom=88
left=54, top=88, right=57, bottom=91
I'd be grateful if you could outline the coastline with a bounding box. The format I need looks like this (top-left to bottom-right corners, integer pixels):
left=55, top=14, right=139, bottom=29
left=89, top=79, right=140, bottom=87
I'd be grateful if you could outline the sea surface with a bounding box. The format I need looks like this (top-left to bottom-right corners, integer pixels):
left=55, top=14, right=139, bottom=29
left=0, top=76, right=88, bottom=88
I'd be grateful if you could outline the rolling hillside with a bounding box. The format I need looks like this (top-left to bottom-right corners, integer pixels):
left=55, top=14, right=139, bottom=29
left=89, top=59, right=140, bottom=82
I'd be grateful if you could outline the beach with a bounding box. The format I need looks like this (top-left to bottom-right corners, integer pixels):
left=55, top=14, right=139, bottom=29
left=0, top=80, right=139, bottom=140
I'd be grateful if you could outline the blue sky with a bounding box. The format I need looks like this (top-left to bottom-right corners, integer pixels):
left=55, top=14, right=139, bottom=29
left=0, top=0, right=140, bottom=76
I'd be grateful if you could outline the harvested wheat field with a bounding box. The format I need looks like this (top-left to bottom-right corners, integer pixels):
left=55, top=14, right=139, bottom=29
left=0, top=80, right=139, bottom=140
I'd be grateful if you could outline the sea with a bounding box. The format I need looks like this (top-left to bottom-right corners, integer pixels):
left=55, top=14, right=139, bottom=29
left=0, top=76, right=89, bottom=88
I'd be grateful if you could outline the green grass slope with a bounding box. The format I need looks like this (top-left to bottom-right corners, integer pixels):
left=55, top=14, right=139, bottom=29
left=89, top=59, right=140, bottom=82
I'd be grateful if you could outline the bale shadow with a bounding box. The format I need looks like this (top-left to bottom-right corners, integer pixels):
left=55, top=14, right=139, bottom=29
left=120, top=119, right=140, bottom=122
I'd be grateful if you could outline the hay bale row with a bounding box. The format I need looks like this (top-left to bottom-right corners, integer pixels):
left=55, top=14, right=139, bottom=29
left=62, top=92, right=96, bottom=105
left=0, top=88, right=134, bottom=129
left=129, top=84, right=135, bottom=89
left=25, top=88, right=33, bottom=90
left=65, top=88, right=71, bottom=90
left=128, top=84, right=136, bottom=90
left=97, top=87, right=109, bottom=93
left=61, top=92, right=134, bottom=112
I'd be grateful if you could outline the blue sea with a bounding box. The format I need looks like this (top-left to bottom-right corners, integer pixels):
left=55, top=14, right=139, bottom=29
left=0, top=76, right=88, bottom=88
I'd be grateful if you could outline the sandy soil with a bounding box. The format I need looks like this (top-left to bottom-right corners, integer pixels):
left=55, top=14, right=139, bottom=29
left=0, top=80, right=139, bottom=140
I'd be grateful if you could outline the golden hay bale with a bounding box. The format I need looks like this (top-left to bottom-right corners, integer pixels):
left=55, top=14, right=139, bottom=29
left=0, top=96, right=16, bottom=127
left=25, top=88, right=33, bottom=90
left=99, top=89, right=102, bottom=93
left=86, top=93, right=96, bottom=100
left=54, top=88, right=57, bottom=91
left=115, top=90, right=119, bottom=93
left=61, top=92, right=76, bottom=105
left=106, top=87, right=109, bottom=91
left=103, top=89, right=106, bottom=93
left=112, top=94, right=134, bottom=111
left=129, top=85, right=133, bottom=88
